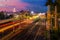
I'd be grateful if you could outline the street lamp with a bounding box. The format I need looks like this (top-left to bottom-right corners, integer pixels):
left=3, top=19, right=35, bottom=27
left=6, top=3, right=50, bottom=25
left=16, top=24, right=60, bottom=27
left=54, top=0, right=58, bottom=30
left=45, top=0, right=53, bottom=40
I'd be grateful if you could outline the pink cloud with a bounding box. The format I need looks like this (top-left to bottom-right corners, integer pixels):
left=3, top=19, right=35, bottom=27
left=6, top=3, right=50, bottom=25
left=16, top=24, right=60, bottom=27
left=0, top=0, right=29, bottom=11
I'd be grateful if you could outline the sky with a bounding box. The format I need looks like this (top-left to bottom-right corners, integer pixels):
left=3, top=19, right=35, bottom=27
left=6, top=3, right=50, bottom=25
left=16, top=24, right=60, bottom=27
left=0, top=0, right=47, bottom=12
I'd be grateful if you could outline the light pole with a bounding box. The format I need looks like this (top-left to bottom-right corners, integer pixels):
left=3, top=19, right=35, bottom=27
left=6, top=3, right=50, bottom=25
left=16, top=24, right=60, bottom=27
left=54, top=0, right=58, bottom=30
left=45, top=0, right=53, bottom=40
left=46, top=5, right=51, bottom=31
left=46, top=5, right=51, bottom=40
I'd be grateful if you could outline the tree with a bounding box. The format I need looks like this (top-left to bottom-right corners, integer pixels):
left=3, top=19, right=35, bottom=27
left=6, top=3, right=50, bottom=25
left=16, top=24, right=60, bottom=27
left=46, top=0, right=53, bottom=5
left=0, top=11, right=5, bottom=20
left=6, top=14, right=13, bottom=19
left=56, top=0, right=60, bottom=18
left=46, top=0, right=54, bottom=11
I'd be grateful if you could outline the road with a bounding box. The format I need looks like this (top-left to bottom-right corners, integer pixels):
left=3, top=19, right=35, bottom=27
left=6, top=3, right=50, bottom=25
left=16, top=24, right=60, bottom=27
left=9, top=17, right=46, bottom=40
left=0, top=16, right=47, bottom=40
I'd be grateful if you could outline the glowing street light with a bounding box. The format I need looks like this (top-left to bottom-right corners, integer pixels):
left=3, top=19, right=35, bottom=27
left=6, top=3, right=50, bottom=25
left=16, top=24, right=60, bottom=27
left=31, top=11, right=34, bottom=15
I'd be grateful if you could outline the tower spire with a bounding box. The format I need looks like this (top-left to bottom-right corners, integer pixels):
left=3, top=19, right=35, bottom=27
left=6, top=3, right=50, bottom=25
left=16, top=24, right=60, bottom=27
left=13, top=8, right=16, bottom=12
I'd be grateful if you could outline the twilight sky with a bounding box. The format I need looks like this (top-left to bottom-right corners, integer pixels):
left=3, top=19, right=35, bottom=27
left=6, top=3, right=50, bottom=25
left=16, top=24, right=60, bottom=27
left=0, top=0, right=47, bottom=12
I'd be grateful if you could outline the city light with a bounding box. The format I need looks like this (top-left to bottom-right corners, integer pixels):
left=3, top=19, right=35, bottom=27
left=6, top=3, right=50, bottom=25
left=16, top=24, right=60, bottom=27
left=38, top=13, right=45, bottom=16
left=0, top=0, right=60, bottom=40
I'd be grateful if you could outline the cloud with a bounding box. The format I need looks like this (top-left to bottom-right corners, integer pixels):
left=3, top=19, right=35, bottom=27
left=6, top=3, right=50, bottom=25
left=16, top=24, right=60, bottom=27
left=0, top=0, right=47, bottom=12
left=0, top=0, right=29, bottom=11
